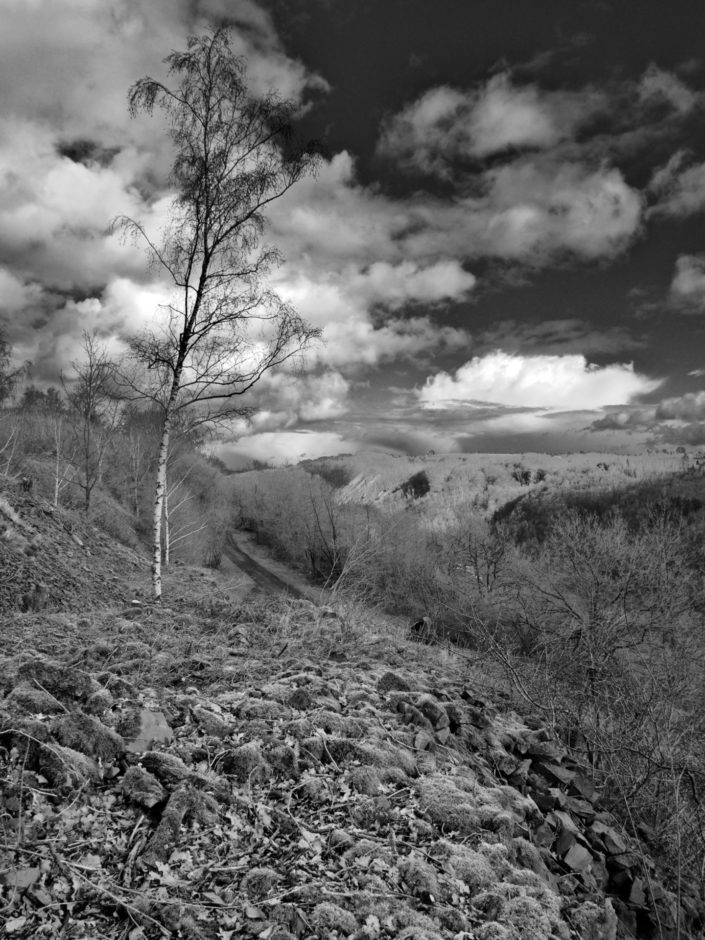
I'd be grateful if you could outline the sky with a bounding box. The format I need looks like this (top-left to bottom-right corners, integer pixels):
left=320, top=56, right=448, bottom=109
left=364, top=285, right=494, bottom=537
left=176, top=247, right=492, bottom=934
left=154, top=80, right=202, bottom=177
left=2, top=0, right=705, bottom=464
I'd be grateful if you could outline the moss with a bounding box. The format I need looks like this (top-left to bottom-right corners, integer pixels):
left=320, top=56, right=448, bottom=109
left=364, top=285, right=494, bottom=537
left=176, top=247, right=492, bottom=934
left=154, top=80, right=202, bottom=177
left=310, top=902, right=357, bottom=935
left=398, top=855, right=440, bottom=898
left=240, top=866, right=281, bottom=900
left=416, top=775, right=480, bottom=834
left=446, top=845, right=495, bottom=894
left=348, top=765, right=382, bottom=795
left=475, top=925, right=513, bottom=940
left=342, top=839, right=392, bottom=867
left=219, top=741, right=271, bottom=784
left=500, top=894, right=561, bottom=940
left=6, top=682, right=64, bottom=714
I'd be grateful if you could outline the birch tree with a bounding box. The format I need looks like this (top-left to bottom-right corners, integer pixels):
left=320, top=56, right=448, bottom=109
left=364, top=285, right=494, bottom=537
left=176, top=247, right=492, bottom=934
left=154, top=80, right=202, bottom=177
left=116, top=28, right=319, bottom=600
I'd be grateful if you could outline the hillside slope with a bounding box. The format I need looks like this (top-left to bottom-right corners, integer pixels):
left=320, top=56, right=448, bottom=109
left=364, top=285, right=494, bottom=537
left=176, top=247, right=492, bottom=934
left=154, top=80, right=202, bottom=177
left=0, top=482, right=702, bottom=939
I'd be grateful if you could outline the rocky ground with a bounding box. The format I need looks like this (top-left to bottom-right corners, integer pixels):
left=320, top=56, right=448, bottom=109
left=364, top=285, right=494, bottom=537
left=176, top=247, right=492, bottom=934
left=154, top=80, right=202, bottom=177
left=1, top=480, right=703, bottom=939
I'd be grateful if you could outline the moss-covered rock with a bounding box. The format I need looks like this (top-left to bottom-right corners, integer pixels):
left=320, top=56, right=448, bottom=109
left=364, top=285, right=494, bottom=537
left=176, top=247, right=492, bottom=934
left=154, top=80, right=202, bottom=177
left=52, top=712, right=124, bottom=762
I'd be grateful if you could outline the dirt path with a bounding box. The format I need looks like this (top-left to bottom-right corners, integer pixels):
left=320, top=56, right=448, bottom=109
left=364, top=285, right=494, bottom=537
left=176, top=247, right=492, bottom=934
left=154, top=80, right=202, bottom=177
left=223, top=531, right=327, bottom=602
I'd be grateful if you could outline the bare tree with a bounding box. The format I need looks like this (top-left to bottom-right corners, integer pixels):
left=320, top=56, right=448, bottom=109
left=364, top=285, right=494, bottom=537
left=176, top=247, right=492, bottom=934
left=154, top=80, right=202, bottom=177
left=115, top=28, right=320, bottom=600
left=64, top=332, right=122, bottom=514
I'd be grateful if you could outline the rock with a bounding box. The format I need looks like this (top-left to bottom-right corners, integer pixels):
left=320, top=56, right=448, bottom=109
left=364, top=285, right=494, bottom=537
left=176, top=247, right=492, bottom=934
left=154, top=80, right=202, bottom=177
left=38, top=744, right=100, bottom=790
left=6, top=683, right=64, bottom=714
left=416, top=694, right=448, bottom=729
left=590, top=821, right=627, bottom=856
left=398, top=702, right=434, bottom=732
left=571, top=773, right=598, bottom=803
left=535, top=761, right=576, bottom=787
left=268, top=744, right=300, bottom=780
left=52, top=713, right=124, bottom=762
left=17, top=659, right=92, bottom=702
left=414, top=730, right=435, bottom=751
left=563, top=843, right=593, bottom=872
left=629, top=877, right=647, bottom=908
left=288, top=688, right=313, bottom=710
left=525, top=739, right=564, bottom=761
left=191, top=705, right=231, bottom=738
left=565, top=795, right=595, bottom=822
left=121, top=765, right=167, bottom=809
left=219, top=742, right=271, bottom=784
left=140, top=751, right=192, bottom=789
left=117, top=707, right=173, bottom=754
left=436, top=727, right=451, bottom=744
left=376, top=671, right=411, bottom=694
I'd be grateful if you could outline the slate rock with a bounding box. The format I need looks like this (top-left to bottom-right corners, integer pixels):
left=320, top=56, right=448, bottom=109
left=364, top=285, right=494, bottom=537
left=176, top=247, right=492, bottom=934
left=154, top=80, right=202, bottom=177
left=591, top=820, right=627, bottom=855
left=565, top=795, right=595, bottom=822
left=535, top=761, right=576, bottom=787
left=52, top=712, right=124, bottom=762
left=121, top=765, right=167, bottom=809
left=564, top=843, right=593, bottom=872
left=117, top=706, right=173, bottom=754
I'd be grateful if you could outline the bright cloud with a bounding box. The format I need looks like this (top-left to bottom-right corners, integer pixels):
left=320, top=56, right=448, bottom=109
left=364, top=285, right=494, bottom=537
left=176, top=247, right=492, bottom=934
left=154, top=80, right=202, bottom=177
left=419, top=351, right=661, bottom=411
left=350, top=260, right=476, bottom=309
left=378, top=74, right=603, bottom=175
left=219, top=430, right=359, bottom=466
left=403, top=161, right=643, bottom=261
left=670, top=255, right=705, bottom=305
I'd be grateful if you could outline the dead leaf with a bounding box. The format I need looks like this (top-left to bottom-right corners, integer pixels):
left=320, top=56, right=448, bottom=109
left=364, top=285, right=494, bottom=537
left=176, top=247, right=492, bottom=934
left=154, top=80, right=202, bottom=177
left=2, top=867, right=40, bottom=888
left=244, top=903, right=265, bottom=919
left=4, top=917, right=28, bottom=935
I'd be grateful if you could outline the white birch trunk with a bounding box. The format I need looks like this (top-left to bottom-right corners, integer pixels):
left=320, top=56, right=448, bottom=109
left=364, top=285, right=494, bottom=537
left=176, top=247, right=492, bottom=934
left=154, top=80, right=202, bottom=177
left=164, top=474, right=170, bottom=567
left=53, top=419, right=61, bottom=509
left=152, top=417, right=171, bottom=601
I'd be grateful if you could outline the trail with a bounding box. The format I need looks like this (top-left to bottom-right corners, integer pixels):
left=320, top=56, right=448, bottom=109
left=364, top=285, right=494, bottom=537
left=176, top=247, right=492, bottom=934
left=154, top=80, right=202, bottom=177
left=223, top=532, right=310, bottom=600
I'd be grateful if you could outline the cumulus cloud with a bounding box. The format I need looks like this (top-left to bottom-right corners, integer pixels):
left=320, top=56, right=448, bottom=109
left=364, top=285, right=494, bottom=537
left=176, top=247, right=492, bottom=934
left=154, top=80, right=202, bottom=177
left=639, top=64, right=697, bottom=114
left=656, top=390, right=705, bottom=420
left=275, top=271, right=471, bottom=371
left=648, top=151, right=705, bottom=217
left=0, top=0, right=329, bottom=380
left=218, top=430, right=358, bottom=466
left=418, top=351, right=661, bottom=411
left=349, top=260, right=476, bottom=309
left=402, top=160, right=643, bottom=262
left=251, top=370, right=351, bottom=423
left=378, top=74, right=603, bottom=176
left=670, top=255, right=705, bottom=306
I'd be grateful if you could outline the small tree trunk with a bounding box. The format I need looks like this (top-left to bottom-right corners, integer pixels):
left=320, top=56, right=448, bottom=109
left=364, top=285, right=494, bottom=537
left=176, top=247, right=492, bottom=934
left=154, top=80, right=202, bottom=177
left=164, top=474, right=170, bottom=567
left=152, top=417, right=171, bottom=601
left=53, top=419, right=61, bottom=509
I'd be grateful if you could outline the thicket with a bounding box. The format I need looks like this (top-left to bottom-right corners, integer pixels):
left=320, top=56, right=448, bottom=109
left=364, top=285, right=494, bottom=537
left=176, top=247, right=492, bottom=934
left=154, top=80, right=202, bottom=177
left=232, top=466, right=705, bottom=900
left=0, top=347, right=233, bottom=568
